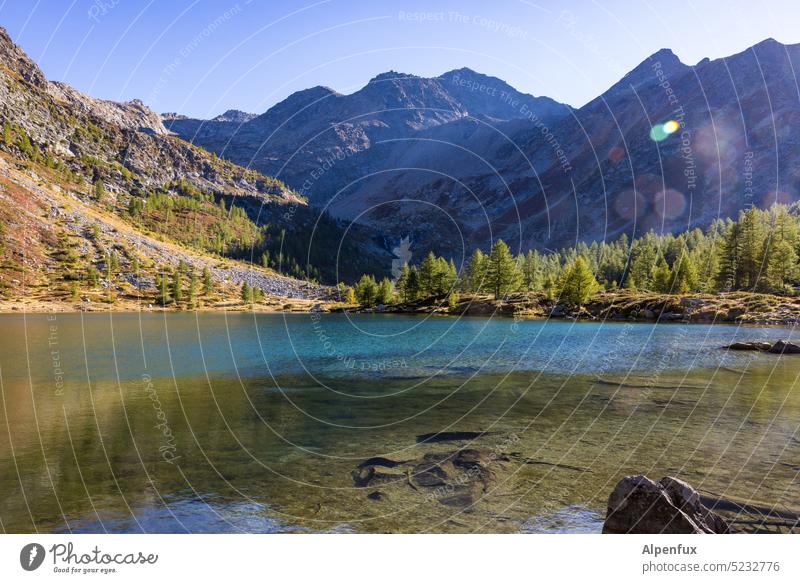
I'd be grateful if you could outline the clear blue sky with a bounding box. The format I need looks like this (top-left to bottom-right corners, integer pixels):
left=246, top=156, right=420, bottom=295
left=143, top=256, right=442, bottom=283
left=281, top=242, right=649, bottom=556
left=2, top=0, right=799, bottom=118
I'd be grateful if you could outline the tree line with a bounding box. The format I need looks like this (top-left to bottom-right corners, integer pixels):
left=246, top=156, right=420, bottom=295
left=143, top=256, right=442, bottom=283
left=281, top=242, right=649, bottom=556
left=344, top=203, right=800, bottom=308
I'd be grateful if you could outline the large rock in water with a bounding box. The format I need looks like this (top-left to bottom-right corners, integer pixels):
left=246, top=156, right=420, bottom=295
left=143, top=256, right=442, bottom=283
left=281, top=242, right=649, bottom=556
left=768, top=340, right=800, bottom=354
left=352, top=447, right=508, bottom=507
left=603, top=475, right=730, bottom=534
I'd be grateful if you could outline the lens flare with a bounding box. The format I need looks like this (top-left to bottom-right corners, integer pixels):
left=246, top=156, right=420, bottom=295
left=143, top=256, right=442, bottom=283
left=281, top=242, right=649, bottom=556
left=650, top=120, right=680, bottom=142
left=649, top=124, right=668, bottom=142
left=663, top=120, right=680, bottom=134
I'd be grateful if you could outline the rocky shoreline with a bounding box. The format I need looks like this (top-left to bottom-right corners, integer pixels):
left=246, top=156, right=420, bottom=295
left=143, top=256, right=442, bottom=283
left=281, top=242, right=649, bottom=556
left=366, top=290, right=800, bottom=327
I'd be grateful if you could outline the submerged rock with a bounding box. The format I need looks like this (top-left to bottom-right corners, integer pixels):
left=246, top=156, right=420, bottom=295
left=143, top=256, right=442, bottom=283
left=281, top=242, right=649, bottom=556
left=768, top=340, right=800, bottom=354
left=603, top=475, right=730, bottom=534
left=416, top=431, right=500, bottom=444
left=725, top=341, right=772, bottom=351
left=352, top=447, right=508, bottom=508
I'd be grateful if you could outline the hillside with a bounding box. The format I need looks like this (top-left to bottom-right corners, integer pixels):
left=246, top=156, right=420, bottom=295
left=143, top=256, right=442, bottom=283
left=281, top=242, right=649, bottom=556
left=0, top=26, right=390, bottom=308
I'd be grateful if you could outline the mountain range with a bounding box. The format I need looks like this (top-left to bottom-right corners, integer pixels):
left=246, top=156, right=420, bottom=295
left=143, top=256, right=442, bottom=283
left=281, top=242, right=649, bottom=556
left=1, top=24, right=799, bottom=290
left=166, top=39, right=800, bottom=265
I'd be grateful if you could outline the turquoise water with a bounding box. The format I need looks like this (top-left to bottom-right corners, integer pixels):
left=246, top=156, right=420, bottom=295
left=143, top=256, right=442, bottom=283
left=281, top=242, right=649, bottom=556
left=0, top=313, right=798, bottom=533
left=2, top=312, right=798, bottom=383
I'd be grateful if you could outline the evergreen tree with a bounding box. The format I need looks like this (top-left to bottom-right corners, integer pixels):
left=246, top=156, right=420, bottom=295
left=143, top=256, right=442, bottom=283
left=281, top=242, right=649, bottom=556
left=172, top=269, right=183, bottom=303
left=344, top=286, right=356, bottom=304
left=376, top=277, right=394, bottom=305
left=521, top=250, right=543, bottom=291
left=651, top=257, right=672, bottom=293
left=396, top=265, right=411, bottom=301
left=405, top=266, right=420, bottom=301
left=767, top=239, right=797, bottom=291
left=419, top=252, right=438, bottom=297
left=188, top=271, right=198, bottom=308
left=557, top=256, right=599, bottom=306
left=240, top=282, right=253, bottom=304
left=202, top=267, right=213, bottom=295
left=3, top=121, right=11, bottom=147
left=670, top=250, right=699, bottom=293
left=715, top=220, right=741, bottom=291
left=486, top=240, right=521, bottom=299
left=738, top=207, right=766, bottom=290
left=157, top=272, right=171, bottom=305
left=466, top=249, right=488, bottom=293
left=355, top=274, right=378, bottom=307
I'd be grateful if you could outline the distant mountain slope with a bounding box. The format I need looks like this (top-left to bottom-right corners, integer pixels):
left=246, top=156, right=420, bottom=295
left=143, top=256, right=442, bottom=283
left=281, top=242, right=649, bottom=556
left=166, top=40, right=800, bottom=264
left=164, top=68, right=573, bottom=197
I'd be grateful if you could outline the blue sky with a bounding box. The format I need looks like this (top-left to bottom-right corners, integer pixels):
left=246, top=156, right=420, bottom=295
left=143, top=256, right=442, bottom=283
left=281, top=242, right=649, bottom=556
left=1, top=0, right=799, bottom=118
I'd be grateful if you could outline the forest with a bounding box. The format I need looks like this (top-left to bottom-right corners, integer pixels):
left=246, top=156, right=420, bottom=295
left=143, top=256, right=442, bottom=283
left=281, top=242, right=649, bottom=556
left=348, top=203, right=800, bottom=308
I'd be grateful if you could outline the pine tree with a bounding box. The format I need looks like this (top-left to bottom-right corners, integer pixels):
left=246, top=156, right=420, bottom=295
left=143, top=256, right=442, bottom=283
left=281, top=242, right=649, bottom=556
left=405, top=266, right=420, bottom=301
left=522, top=250, right=543, bottom=291
left=651, top=257, right=672, bottom=293
left=376, top=277, right=394, bottom=305
left=486, top=240, right=521, bottom=299
left=188, top=271, right=198, bottom=308
left=261, top=250, right=270, bottom=268
left=355, top=274, right=378, bottom=307
left=767, top=239, right=797, bottom=291
left=202, top=267, right=213, bottom=295
left=157, top=272, right=171, bottom=305
left=670, top=250, right=698, bottom=293
left=467, top=249, right=488, bottom=293
left=172, top=269, right=183, bottom=303
left=344, top=286, right=356, bottom=304
left=3, top=121, right=11, bottom=147
left=240, top=282, right=253, bottom=304
left=396, top=265, right=411, bottom=301
left=419, top=252, right=438, bottom=297
left=715, top=220, right=741, bottom=291
left=738, top=207, right=766, bottom=290
left=557, top=256, right=599, bottom=306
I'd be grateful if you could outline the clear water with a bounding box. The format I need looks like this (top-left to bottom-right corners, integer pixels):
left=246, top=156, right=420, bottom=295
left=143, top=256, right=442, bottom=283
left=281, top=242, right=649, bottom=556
left=0, top=312, right=798, bottom=533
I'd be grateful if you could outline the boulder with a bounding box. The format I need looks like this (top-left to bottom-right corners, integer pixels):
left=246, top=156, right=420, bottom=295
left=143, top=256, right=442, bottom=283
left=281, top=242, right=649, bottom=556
left=352, top=447, right=507, bottom=508
left=725, top=341, right=772, bottom=351
left=768, top=340, right=800, bottom=354
left=603, top=475, right=730, bottom=534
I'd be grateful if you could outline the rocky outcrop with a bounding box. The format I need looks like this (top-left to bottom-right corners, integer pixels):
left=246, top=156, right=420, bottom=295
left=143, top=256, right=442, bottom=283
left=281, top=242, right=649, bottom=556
left=603, top=475, right=730, bottom=534
left=0, top=26, right=297, bottom=203
left=47, top=82, right=169, bottom=136
left=352, top=447, right=509, bottom=508
left=767, top=340, right=800, bottom=354
left=725, top=341, right=773, bottom=351
left=723, top=340, right=800, bottom=353
left=0, top=26, right=46, bottom=87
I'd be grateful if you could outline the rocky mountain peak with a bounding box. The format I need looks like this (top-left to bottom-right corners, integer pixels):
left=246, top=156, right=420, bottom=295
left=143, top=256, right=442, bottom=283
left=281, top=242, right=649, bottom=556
left=0, top=26, right=46, bottom=87
left=367, top=70, right=417, bottom=84
left=211, top=109, right=257, bottom=123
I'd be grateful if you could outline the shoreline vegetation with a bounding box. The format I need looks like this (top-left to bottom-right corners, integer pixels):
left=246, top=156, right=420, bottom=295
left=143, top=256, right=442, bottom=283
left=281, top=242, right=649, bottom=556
left=335, top=202, right=800, bottom=328
left=5, top=289, right=800, bottom=328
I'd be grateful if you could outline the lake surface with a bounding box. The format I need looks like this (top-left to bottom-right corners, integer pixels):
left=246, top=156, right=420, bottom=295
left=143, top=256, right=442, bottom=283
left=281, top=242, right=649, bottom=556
left=0, top=312, right=798, bottom=533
